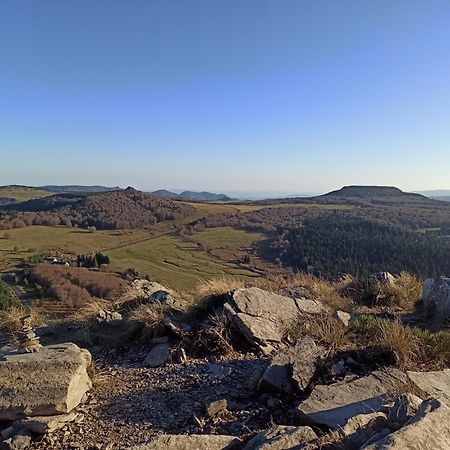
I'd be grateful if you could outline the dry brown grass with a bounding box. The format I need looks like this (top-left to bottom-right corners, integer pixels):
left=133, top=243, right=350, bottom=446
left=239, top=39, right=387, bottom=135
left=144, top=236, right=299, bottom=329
left=363, top=272, right=422, bottom=310
left=196, top=277, right=246, bottom=298
left=72, top=298, right=112, bottom=322
left=290, top=314, right=350, bottom=351
left=128, top=301, right=168, bottom=337
left=0, top=307, right=43, bottom=332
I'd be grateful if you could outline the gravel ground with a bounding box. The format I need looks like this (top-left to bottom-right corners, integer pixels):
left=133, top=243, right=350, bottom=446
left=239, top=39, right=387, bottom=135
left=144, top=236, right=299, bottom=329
left=29, top=348, right=273, bottom=450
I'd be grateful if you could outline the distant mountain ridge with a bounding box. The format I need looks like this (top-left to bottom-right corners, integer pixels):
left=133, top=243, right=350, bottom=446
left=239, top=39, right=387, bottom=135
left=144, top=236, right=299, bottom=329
left=150, top=190, right=233, bottom=202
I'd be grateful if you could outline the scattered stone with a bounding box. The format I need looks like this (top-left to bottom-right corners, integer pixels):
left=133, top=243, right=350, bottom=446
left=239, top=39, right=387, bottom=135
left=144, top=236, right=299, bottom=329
left=223, top=288, right=302, bottom=353
left=422, top=277, right=450, bottom=322
left=0, top=343, right=92, bottom=420
left=206, top=399, right=228, bottom=418
left=127, top=434, right=241, bottom=449
left=297, top=369, right=409, bottom=429
left=207, top=364, right=232, bottom=379
left=96, top=310, right=122, bottom=323
left=20, top=412, right=79, bottom=434
left=333, top=310, right=351, bottom=327
left=295, top=298, right=328, bottom=315
left=408, top=369, right=450, bottom=405
left=387, top=394, right=422, bottom=428
left=363, top=398, right=450, bottom=449
left=143, top=343, right=171, bottom=368
left=243, top=425, right=317, bottom=450
left=258, top=336, right=325, bottom=393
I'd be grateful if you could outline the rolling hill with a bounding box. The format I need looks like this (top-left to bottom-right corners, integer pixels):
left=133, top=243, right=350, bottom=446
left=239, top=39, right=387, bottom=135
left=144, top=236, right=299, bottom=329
left=0, top=185, right=53, bottom=203
left=150, top=189, right=233, bottom=202
left=1, top=187, right=195, bottom=230
left=39, top=185, right=121, bottom=193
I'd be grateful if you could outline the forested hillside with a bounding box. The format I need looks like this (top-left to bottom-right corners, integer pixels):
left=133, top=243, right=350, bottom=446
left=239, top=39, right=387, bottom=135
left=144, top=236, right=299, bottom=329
left=0, top=188, right=195, bottom=230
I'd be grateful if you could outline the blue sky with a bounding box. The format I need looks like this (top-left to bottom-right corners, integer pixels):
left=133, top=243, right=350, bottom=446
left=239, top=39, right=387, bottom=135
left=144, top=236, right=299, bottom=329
left=1, top=1, right=450, bottom=195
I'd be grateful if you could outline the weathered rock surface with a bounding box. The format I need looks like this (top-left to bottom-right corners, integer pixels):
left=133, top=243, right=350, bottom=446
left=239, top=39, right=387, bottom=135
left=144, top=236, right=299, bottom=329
left=19, top=412, right=79, bottom=434
left=84, top=317, right=139, bottom=347
left=243, top=425, right=317, bottom=450
left=206, top=399, right=228, bottom=418
left=0, top=343, right=92, bottom=421
left=334, top=310, right=351, bottom=327
left=387, top=393, right=422, bottom=428
left=297, top=369, right=409, bottom=429
left=143, top=343, right=171, bottom=368
left=422, top=277, right=450, bottom=322
left=128, top=434, right=240, bottom=449
left=258, top=337, right=325, bottom=393
left=341, top=412, right=389, bottom=448
left=370, top=272, right=396, bottom=285
left=363, top=398, right=450, bottom=449
left=0, top=433, right=31, bottom=450
left=224, top=288, right=301, bottom=352
left=408, top=369, right=450, bottom=405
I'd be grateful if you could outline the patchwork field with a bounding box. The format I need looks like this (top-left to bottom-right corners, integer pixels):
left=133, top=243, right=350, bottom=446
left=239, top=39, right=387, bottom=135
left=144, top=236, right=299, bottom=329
left=0, top=225, right=267, bottom=291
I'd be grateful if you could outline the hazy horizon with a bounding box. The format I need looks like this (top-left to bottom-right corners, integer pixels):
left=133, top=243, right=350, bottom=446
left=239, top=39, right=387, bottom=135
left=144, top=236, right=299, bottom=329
left=2, top=1, right=450, bottom=192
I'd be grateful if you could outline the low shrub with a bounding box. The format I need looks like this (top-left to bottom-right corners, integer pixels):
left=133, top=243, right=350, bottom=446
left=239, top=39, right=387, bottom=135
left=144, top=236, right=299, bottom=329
left=0, top=279, right=20, bottom=310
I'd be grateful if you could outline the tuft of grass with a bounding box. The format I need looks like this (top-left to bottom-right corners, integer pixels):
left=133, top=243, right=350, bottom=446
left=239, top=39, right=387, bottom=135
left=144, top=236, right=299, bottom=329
left=196, top=277, right=246, bottom=299
left=362, top=272, right=422, bottom=310
left=290, top=314, right=350, bottom=350
left=128, top=301, right=168, bottom=337
left=352, top=314, right=450, bottom=369
left=73, top=298, right=112, bottom=322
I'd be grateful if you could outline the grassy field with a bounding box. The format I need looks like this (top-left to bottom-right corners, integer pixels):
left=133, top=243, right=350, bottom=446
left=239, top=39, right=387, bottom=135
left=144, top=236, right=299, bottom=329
left=108, top=233, right=262, bottom=291
left=0, top=185, right=53, bottom=202
left=0, top=225, right=266, bottom=291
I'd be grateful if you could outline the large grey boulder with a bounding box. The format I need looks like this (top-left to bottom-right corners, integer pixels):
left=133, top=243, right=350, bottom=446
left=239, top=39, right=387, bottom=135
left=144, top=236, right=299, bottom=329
left=243, top=425, right=317, bottom=450
left=422, top=277, right=450, bottom=322
left=127, top=434, right=240, bottom=449
left=223, top=288, right=301, bottom=353
left=297, top=369, right=409, bottom=429
left=0, top=343, right=92, bottom=420
left=258, top=337, right=325, bottom=393
left=363, top=398, right=450, bottom=449
left=407, top=369, right=450, bottom=405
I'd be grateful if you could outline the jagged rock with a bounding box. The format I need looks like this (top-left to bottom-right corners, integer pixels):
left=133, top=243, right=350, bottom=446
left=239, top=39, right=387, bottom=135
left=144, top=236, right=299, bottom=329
left=0, top=343, right=92, bottom=420
left=258, top=337, right=325, bottom=393
left=143, top=343, right=171, bottom=368
left=223, top=288, right=301, bottom=353
left=407, top=369, right=450, bottom=405
left=422, top=277, right=450, bottom=322
left=334, top=310, right=351, bottom=327
left=243, top=425, right=317, bottom=450
left=297, top=369, right=409, bottom=429
left=387, top=394, right=423, bottom=428
left=363, top=398, right=450, bottom=449
left=295, top=298, right=328, bottom=314
left=206, top=399, right=228, bottom=417
left=19, top=412, right=79, bottom=434
left=127, top=434, right=240, bottom=449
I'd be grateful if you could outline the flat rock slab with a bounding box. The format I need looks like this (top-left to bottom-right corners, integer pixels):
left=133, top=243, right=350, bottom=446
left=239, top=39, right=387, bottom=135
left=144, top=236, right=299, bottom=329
left=224, top=288, right=300, bottom=352
left=0, top=343, right=92, bottom=421
left=363, top=398, right=450, bottom=449
left=128, top=434, right=240, bottom=449
left=143, top=343, right=171, bottom=368
left=407, top=369, right=450, bottom=406
left=243, top=425, right=317, bottom=450
left=298, top=369, right=409, bottom=429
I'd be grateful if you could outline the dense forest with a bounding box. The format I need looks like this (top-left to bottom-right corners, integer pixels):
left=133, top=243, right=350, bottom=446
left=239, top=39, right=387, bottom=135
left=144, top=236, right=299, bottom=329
left=270, top=214, right=450, bottom=278
left=0, top=188, right=195, bottom=230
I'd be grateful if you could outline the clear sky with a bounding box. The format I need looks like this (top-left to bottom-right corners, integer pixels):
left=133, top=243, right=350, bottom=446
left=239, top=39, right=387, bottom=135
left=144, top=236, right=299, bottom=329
left=1, top=1, right=450, bottom=195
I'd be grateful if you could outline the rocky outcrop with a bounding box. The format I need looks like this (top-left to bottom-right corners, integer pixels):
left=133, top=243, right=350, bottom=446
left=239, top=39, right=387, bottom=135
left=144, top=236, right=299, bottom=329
left=422, top=277, right=450, bottom=322
left=297, top=369, right=409, bottom=429
left=407, top=369, right=450, bottom=405
left=243, top=425, right=317, bottom=450
left=363, top=398, right=450, bottom=449
left=258, top=337, right=325, bottom=393
left=128, top=434, right=240, bottom=449
left=224, top=288, right=321, bottom=353
left=0, top=343, right=92, bottom=420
